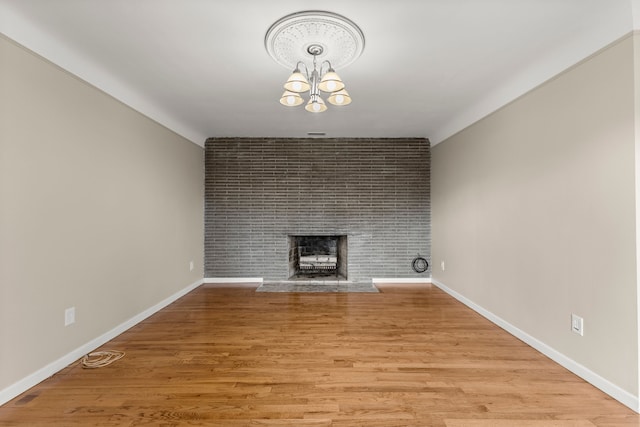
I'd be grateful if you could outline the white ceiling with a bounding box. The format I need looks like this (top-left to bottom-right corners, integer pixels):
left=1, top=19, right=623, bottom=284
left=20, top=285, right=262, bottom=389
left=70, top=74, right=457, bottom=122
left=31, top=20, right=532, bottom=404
left=0, top=1, right=635, bottom=146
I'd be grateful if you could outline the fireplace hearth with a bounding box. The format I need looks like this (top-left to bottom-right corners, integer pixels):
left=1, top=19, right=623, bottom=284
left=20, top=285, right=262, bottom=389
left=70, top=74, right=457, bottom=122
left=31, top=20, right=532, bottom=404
left=289, top=235, right=347, bottom=280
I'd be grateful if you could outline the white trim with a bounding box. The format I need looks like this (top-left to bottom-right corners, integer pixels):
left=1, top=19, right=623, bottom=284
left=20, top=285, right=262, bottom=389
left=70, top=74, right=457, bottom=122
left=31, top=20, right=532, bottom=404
left=371, top=278, right=431, bottom=284
left=0, top=11, right=206, bottom=146
left=0, top=278, right=203, bottom=406
left=431, top=27, right=634, bottom=145
left=634, top=27, right=640, bottom=414
left=633, top=0, right=640, bottom=31
left=431, top=278, right=639, bottom=413
left=203, top=277, right=263, bottom=284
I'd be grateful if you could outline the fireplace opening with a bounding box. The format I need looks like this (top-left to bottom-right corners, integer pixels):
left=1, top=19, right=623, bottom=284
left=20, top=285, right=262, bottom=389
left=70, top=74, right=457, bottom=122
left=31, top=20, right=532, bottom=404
left=288, top=235, right=347, bottom=280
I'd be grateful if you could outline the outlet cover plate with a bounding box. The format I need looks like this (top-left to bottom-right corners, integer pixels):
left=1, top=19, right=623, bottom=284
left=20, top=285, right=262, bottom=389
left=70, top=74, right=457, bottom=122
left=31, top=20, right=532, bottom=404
left=571, top=313, right=583, bottom=336
left=64, top=307, right=75, bottom=326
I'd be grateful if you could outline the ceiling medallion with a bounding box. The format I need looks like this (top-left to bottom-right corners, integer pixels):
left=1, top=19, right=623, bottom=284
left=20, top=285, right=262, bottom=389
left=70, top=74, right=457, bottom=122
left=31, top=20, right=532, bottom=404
left=265, top=10, right=365, bottom=71
left=265, top=11, right=365, bottom=113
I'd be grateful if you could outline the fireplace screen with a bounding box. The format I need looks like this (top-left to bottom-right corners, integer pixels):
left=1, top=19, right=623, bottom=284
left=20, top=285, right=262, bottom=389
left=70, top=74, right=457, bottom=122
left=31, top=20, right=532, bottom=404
left=289, top=235, right=347, bottom=280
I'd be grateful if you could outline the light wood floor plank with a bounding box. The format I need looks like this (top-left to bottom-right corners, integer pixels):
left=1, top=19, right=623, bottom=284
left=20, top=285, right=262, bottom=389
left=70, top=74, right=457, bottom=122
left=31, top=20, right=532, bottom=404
left=0, top=283, right=637, bottom=426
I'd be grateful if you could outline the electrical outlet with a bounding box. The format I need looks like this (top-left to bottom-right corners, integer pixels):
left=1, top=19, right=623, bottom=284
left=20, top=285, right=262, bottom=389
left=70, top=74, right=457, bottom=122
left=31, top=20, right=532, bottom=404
left=571, top=313, right=583, bottom=336
left=64, top=307, right=76, bottom=326
left=189, top=261, right=194, bottom=271
left=440, top=261, right=445, bottom=271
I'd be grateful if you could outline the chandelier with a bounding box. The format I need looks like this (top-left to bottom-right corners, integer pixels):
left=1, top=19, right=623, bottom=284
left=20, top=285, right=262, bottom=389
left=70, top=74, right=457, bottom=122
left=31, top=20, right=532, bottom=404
left=280, top=44, right=348, bottom=112
left=265, top=11, right=365, bottom=113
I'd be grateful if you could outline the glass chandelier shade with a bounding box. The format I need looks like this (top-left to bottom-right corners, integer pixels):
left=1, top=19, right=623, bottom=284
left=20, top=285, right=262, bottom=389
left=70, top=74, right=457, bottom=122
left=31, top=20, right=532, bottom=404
left=279, top=90, right=304, bottom=106
left=318, top=69, right=345, bottom=93
left=327, top=89, right=351, bottom=106
left=305, top=95, right=327, bottom=113
left=283, top=69, right=310, bottom=93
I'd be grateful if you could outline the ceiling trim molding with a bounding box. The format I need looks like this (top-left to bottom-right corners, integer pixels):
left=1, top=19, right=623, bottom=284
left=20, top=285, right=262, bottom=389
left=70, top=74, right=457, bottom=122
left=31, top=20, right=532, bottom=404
left=1, top=2, right=634, bottom=147
left=633, top=0, right=640, bottom=29
left=0, top=5, right=206, bottom=147
left=430, top=16, right=633, bottom=145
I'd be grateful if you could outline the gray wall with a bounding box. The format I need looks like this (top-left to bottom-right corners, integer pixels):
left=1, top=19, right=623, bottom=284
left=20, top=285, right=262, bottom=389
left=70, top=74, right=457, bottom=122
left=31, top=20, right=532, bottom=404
left=432, top=34, right=638, bottom=397
left=1, top=35, right=204, bottom=394
left=205, top=138, right=430, bottom=281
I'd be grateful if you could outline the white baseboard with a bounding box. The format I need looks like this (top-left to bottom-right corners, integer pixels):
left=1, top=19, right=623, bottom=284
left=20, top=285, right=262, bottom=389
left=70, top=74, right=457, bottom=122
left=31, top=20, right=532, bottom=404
left=0, top=278, right=204, bottom=407
left=203, top=277, right=263, bottom=284
left=5, top=277, right=636, bottom=413
left=206, top=278, right=431, bottom=285
left=431, top=278, right=639, bottom=413
left=372, top=277, right=432, bottom=284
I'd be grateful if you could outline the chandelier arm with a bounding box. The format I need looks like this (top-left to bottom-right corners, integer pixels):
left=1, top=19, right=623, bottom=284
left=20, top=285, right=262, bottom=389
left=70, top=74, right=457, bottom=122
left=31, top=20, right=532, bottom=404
left=320, top=60, right=333, bottom=76
left=297, top=61, right=310, bottom=79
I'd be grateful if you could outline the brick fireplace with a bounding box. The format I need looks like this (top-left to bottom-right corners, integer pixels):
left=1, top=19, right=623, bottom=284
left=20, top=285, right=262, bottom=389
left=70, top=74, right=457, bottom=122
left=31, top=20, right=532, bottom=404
left=204, top=138, right=431, bottom=282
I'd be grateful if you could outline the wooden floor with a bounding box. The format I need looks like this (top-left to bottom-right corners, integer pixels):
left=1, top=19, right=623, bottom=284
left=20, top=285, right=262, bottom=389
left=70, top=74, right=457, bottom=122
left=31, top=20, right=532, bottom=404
left=1, top=283, right=638, bottom=426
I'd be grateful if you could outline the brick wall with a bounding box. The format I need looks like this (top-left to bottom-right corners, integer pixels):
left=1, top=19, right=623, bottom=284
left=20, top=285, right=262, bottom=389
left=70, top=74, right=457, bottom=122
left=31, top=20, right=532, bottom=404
left=204, top=138, right=430, bottom=281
